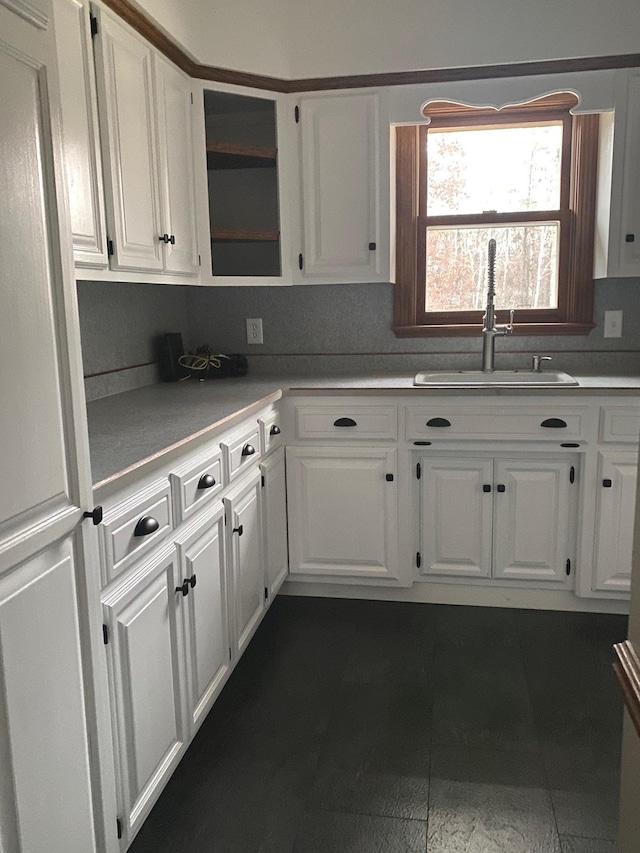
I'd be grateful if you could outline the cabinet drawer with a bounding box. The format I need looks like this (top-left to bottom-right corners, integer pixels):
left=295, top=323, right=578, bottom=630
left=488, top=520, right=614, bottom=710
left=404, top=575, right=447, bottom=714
left=170, top=446, right=224, bottom=524
left=101, top=479, right=173, bottom=582
left=221, top=422, right=261, bottom=482
left=406, top=407, right=585, bottom=441
left=295, top=406, right=397, bottom=440
left=599, top=407, right=640, bottom=443
left=259, top=409, right=283, bottom=456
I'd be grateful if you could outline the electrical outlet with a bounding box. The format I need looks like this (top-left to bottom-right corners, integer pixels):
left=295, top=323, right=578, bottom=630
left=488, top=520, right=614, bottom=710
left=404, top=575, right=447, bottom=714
left=246, top=318, right=264, bottom=345
left=604, top=310, right=623, bottom=338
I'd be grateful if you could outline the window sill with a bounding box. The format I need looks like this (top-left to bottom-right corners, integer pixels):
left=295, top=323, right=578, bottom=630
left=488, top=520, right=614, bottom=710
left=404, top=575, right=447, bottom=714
left=393, top=322, right=596, bottom=338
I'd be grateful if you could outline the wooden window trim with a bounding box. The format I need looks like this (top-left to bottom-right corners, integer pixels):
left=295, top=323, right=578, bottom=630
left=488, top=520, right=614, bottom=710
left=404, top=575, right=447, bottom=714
left=394, top=107, right=599, bottom=337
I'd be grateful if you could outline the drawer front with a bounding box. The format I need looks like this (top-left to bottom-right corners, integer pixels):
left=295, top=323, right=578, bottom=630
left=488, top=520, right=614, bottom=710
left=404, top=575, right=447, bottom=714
left=222, top=423, right=261, bottom=482
left=170, top=447, right=224, bottom=524
left=296, top=406, right=398, bottom=440
left=600, top=407, right=640, bottom=444
left=101, top=480, right=173, bottom=582
left=259, top=409, right=283, bottom=456
left=406, top=407, right=585, bottom=441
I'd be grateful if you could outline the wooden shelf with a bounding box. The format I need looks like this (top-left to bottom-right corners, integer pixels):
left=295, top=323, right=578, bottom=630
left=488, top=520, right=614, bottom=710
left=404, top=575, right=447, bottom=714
left=206, top=141, right=277, bottom=169
left=210, top=227, right=280, bottom=242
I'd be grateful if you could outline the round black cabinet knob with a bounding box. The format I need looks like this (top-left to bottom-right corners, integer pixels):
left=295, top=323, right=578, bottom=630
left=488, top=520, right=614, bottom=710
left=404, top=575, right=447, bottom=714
left=134, top=516, right=160, bottom=537
left=198, top=473, right=216, bottom=489
left=269, top=425, right=281, bottom=436
left=241, top=443, right=256, bottom=456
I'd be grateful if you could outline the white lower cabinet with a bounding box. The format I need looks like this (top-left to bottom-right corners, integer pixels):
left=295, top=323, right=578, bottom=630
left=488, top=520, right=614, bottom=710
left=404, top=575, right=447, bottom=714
left=419, top=455, right=576, bottom=584
left=286, top=446, right=399, bottom=582
left=261, top=447, right=289, bottom=599
left=593, top=450, right=638, bottom=593
left=176, top=503, right=231, bottom=736
left=225, top=468, right=266, bottom=659
left=102, top=547, right=187, bottom=845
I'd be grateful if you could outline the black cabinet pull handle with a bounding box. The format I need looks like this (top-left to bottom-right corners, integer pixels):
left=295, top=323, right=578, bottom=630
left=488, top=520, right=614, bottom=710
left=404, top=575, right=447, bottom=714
left=603, top=479, right=612, bottom=488
left=334, top=417, right=357, bottom=427
left=83, top=506, right=103, bottom=525
left=241, top=443, right=256, bottom=456
left=541, top=418, right=567, bottom=428
left=368, top=242, right=376, bottom=250
left=175, top=580, right=189, bottom=596
left=483, top=484, right=492, bottom=493
left=386, top=473, right=394, bottom=482
left=626, top=234, right=635, bottom=243
left=160, top=233, right=171, bottom=243
left=269, top=425, right=281, bottom=436
left=197, top=473, right=216, bottom=490
left=233, top=524, right=244, bottom=536
left=169, top=235, right=175, bottom=245
left=426, top=417, right=451, bottom=428
left=188, top=574, right=197, bottom=588
left=497, top=484, right=506, bottom=493
left=134, top=516, right=159, bottom=537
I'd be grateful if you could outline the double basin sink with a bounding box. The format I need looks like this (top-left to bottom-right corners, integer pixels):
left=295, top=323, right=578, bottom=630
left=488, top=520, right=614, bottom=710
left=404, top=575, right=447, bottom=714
left=413, top=370, right=579, bottom=388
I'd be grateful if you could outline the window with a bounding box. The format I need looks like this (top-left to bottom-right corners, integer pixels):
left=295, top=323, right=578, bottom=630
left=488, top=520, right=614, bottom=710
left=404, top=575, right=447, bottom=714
left=394, top=94, right=599, bottom=336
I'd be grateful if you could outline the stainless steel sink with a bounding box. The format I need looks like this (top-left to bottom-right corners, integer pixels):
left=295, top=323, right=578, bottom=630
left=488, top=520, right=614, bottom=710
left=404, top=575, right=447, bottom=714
left=413, top=369, right=579, bottom=388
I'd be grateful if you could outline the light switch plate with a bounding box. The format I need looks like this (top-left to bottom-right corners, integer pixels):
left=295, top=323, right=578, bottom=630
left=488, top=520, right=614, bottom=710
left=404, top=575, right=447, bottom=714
left=604, top=310, right=623, bottom=338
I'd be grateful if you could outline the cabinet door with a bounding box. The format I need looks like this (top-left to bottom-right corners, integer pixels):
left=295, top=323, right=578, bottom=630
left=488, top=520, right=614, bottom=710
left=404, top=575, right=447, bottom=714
left=299, top=92, right=385, bottom=281
left=261, top=446, right=289, bottom=599
left=286, top=446, right=398, bottom=581
left=102, top=548, right=187, bottom=844
left=93, top=5, right=163, bottom=271
left=155, top=55, right=199, bottom=275
left=419, top=457, right=493, bottom=578
left=493, top=459, right=573, bottom=583
left=177, top=507, right=231, bottom=736
left=225, top=470, right=265, bottom=659
left=0, top=538, right=97, bottom=853
left=593, top=451, right=637, bottom=593
left=54, top=0, right=108, bottom=267
left=617, top=72, right=640, bottom=276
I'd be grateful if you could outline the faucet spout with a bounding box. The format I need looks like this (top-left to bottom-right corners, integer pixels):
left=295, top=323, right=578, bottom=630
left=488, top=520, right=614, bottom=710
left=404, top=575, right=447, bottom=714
left=481, top=239, right=513, bottom=373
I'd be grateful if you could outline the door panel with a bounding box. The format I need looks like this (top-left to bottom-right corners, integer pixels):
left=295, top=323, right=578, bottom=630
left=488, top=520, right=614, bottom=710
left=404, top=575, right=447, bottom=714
left=493, top=459, right=573, bottom=583
left=287, top=447, right=398, bottom=580
left=420, top=457, right=493, bottom=577
left=179, top=510, right=230, bottom=734
left=593, top=451, right=637, bottom=593
left=0, top=539, right=96, bottom=853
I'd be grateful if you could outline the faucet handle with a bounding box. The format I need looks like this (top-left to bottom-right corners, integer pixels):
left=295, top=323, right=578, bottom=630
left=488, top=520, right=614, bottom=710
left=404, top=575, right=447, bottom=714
left=532, top=355, right=552, bottom=372
left=504, top=309, right=515, bottom=336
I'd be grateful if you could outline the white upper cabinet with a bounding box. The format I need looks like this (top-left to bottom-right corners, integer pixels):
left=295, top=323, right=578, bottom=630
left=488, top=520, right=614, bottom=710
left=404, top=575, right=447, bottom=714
left=92, top=4, right=198, bottom=276
left=154, top=54, right=199, bottom=275
left=297, top=91, right=389, bottom=282
left=54, top=0, right=108, bottom=267
left=595, top=70, right=640, bottom=278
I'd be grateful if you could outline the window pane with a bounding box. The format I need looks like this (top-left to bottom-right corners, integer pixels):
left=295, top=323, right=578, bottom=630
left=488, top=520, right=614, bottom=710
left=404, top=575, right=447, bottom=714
left=426, top=124, right=563, bottom=216
left=424, top=223, right=559, bottom=312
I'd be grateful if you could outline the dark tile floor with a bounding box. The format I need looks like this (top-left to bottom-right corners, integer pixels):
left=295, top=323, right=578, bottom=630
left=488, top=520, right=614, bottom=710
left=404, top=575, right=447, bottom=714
left=129, top=597, right=627, bottom=853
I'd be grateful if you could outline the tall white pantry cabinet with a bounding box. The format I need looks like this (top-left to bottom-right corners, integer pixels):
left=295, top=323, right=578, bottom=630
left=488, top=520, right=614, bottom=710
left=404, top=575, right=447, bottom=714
left=0, top=1, right=116, bottom=852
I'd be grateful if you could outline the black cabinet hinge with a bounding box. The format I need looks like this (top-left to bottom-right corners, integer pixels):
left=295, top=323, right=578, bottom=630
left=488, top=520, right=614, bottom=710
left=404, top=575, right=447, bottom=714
left=116, top=818, right=123, bottom=839
left=102, top=624, right=109, bottom=645
left=107, top=238, right=114, bottom=256
left=261, top=474, right=265, bottom=488
left=298, top=253, right=303, bottom=270
left=229, top=646, right=232, bottom=660
left=295, top=105, right=300, bottom=123
left=416, top=462, right=421, bottom=480
left=265, top=587, right=269, bottom=600
left=190, top=92, right=194, bottom=104
left=569, top=466, right=575, bottom=484
left=566, top=558, right=571, bottom=576
left=416, top=551, right=421, bottom=568
left=90, top=13, right=98, bottom=37
left=198, top=254, right=201, bottom=266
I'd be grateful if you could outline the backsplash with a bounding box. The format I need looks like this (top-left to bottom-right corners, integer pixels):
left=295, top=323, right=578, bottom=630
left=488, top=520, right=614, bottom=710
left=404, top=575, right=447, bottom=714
left=186, top=277, right=640, bottom=375
left=78, top=276, right=640, bottom=400
left=77, top=281, right=189, bottom=400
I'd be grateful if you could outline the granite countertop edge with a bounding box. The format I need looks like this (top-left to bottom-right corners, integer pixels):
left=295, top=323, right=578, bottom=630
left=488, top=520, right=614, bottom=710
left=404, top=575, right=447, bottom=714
left=88, top=373, right=640, bottom=487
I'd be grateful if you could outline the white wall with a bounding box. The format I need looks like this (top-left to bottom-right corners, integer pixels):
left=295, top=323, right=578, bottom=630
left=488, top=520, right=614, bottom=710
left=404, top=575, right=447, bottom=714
left=134, top=0, right=640, bottom=80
